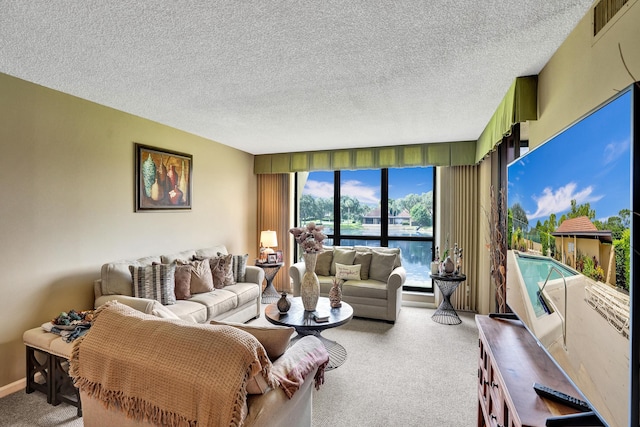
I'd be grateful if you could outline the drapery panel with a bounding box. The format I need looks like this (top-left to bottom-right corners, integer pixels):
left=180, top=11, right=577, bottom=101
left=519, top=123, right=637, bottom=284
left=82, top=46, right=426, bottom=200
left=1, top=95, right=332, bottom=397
left=439, top=165, right=481, bottom=313
left=257, top=174, right=291, bottom=292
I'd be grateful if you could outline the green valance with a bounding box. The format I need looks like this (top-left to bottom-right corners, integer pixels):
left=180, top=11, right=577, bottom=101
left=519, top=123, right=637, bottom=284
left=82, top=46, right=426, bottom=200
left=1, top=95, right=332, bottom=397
left=475, top=75, right=538, bottom=163
left=254, top=141, right=476, bottom=174
left=254, top=75, right=538, bottom=174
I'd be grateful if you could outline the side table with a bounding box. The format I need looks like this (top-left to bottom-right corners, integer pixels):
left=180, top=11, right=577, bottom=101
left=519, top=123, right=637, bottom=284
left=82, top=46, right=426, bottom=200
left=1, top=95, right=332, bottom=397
left=430, top=273, right=466, bottom=325
left=255, top=262, right=284, bottom=303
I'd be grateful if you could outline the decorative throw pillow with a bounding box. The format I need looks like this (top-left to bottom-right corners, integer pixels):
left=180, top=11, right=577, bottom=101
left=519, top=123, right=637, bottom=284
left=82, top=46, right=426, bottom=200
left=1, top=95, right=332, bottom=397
left=174, top=264, right=192, bottom=300
left=335, top=263, right=361, bottom=281
left=178, top=259, right=214, bottom=293
left=371, top=247, right=402, bottom=268
left=354, top=252, right=373, bottom=280
left=220, top=252, right=248, bottom=283
left=369, top=252, right=397, bottom=283
left=330, top=248, right=356, bottom=276
left=129, top=264, right=176, bottom=305
left=210, top=320, right=295, bottom=360
left=315, top=250, right=333, bottom=276
left=150, top=301, right=181, bottom=319
left=210, top=254, right=235, bottom=288
left=160, top=249, right=197, bottom=264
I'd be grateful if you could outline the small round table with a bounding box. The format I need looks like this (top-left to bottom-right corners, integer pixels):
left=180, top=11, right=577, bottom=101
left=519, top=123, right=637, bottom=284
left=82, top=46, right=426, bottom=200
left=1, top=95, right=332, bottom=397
left=255, top=262, right=283, bottom=303
left=265, top=297, right=353, bottom=370
left=430, top=273, right=466, bottom=325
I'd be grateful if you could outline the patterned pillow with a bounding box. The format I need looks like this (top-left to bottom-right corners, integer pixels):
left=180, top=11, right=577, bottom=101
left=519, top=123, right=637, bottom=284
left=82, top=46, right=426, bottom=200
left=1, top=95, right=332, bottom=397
left=129, top=264, right=176, bottom=305
left=219, top=252, right=248, bottom=283
left=210, top=254, right=235, bottom=288
left=335, top=263, right=361, bottom=281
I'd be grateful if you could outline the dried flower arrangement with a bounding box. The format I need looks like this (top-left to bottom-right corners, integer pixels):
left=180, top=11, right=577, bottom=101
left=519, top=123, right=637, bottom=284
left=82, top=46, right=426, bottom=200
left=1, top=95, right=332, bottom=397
left=289, top=222, right=327, bottom=253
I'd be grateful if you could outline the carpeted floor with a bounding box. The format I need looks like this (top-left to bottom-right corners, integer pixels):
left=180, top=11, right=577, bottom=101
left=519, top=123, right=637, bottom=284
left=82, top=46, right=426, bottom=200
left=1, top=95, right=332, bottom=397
left=0, top=305, right=478, bottom=427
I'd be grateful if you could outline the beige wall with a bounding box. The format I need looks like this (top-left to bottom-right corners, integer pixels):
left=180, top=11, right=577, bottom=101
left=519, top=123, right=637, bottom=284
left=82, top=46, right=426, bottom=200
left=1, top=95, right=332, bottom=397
left=0, top=73, right=258, bottom=389
left=530, top=1, right=640, bottom=149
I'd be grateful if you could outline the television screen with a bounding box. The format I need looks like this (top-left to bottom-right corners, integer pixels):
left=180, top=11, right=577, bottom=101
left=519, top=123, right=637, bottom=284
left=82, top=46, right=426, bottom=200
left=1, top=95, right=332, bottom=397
left=507, top=86, right=634, bottom=427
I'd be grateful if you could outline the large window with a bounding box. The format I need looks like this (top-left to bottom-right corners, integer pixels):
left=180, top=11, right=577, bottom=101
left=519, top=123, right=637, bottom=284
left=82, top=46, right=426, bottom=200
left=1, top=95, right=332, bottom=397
left=296, top=167, right=435, bottom=292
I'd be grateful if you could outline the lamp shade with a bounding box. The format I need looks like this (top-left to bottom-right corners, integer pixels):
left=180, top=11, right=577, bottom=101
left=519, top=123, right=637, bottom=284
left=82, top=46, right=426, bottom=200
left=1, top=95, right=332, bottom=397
left=260, top=230, right=278, bottom=248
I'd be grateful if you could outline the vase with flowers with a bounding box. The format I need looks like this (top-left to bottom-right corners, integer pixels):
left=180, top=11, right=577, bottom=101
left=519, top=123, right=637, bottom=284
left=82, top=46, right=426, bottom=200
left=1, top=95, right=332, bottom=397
left=290, top=222, right=327, bottom=311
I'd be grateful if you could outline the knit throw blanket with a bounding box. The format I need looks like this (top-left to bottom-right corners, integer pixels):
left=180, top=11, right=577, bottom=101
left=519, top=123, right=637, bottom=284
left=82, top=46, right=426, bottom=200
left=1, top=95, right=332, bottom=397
left=69, top=302, right=274, bottom=427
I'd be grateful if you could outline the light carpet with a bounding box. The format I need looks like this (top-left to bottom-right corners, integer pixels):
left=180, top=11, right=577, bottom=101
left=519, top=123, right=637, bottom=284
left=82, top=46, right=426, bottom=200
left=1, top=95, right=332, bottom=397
left=0, top=305, right=478, bottom=427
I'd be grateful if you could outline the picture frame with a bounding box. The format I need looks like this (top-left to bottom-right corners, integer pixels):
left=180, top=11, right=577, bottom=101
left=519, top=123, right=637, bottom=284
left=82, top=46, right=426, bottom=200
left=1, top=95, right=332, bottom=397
left=135, top=143, right=192, bottom=211
left=267, top=253, right=278, bottom=264
left=275, top=250, right=283, bottom=263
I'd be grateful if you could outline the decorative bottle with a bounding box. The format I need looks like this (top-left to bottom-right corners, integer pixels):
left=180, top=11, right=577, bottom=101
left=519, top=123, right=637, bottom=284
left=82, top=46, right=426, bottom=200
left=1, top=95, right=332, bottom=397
left=277, top=292, right=291, bottom=313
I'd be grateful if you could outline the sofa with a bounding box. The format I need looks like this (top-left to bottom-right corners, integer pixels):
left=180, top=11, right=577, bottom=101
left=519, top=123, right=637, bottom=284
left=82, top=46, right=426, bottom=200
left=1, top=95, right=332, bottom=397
left=93, top=245, right=264, bottom=324
left=70, top=302, right=330, bottom=427
left=289, top=246, right=406, bottom=323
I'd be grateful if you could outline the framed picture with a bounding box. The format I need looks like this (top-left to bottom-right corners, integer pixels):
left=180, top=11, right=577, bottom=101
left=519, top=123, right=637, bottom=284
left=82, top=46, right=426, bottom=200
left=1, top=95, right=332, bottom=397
left=275, top=250, right=283, bottom=263
left=135, top=143, right=192, bottom=211
left=267, top=253, right=277, bottom=264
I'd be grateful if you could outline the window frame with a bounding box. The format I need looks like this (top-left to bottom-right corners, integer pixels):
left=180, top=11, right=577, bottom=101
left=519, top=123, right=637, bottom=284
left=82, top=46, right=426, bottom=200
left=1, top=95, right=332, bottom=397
left=294, top=167, right=436, bottom=293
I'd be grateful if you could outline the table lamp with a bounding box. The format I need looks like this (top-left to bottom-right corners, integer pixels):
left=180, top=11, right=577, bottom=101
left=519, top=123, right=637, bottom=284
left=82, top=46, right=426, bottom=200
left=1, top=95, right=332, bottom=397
left=260, top=230, right=278, bottom=255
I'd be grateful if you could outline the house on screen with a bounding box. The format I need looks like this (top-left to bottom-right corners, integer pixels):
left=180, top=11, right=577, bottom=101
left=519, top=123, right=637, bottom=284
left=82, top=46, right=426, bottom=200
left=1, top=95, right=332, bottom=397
left=551, top=216, right=615, bottom=285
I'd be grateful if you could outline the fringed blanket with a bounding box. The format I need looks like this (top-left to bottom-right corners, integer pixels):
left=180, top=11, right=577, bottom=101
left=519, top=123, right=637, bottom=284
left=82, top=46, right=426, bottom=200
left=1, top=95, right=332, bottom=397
left=69, top=301, right=275, bottom=427
left=271, top=336, right=329, bottom=398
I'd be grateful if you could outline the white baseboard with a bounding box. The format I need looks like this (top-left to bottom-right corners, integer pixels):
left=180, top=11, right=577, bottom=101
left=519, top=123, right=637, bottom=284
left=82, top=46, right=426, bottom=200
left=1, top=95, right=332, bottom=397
left=0, top=378, right=26, bottom=398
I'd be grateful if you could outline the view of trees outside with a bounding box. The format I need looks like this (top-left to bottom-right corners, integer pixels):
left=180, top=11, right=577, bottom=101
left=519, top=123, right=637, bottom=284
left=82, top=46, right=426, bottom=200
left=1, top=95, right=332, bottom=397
left=299, top=167, right=434, bottom=289
left=340, top=169, right=381, bottom=236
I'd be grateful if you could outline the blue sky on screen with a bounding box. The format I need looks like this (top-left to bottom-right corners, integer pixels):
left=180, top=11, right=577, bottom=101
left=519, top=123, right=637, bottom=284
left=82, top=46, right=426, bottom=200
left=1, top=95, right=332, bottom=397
left=303, top=167, right=434, bottom=206
left=508, top=90, right=631, bottom=226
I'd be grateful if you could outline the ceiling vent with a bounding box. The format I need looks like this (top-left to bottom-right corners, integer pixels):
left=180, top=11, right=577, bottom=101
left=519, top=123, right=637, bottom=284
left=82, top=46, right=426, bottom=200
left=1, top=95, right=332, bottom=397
left=593, top=0, right=629, bottom=35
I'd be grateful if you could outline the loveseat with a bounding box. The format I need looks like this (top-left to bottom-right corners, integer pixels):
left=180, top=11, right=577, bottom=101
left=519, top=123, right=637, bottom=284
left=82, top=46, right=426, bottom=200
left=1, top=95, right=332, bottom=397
left=93, top=245, right=264, bottom=324
left=289, top=246, right=406, bottom=323
left=71, top=302, right=329, bottom=427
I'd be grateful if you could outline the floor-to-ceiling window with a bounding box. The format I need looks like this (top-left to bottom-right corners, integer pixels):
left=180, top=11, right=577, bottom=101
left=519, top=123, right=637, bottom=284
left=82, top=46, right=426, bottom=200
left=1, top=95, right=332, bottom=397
left=296, top=167, right=435, bottom=292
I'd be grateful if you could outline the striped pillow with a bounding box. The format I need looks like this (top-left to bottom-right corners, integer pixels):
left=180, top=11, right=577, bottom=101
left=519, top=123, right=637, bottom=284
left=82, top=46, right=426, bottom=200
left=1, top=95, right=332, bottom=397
left=231, top=253, right=249, bottom=282
left=129, top=264, right=176, bottom=305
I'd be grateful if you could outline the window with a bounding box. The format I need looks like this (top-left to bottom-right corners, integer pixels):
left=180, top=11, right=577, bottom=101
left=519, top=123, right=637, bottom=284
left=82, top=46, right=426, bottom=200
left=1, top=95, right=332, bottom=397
left=296, top=167, right=435, bottom=292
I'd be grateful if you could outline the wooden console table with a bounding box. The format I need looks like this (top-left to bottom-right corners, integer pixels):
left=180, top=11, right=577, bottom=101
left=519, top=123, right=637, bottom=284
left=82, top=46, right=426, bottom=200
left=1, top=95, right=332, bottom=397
left=476, top=315, right=590, bottom=427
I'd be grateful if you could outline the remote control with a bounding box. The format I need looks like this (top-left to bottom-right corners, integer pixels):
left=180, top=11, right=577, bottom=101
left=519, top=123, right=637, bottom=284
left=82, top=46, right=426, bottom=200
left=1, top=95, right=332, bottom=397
left=533, top=383, right=591, bottom=412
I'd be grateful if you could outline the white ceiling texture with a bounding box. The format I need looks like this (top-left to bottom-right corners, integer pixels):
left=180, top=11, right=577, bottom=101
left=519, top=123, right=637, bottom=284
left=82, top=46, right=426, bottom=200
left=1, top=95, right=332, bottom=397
left=0, top=1, right=595, bottom=155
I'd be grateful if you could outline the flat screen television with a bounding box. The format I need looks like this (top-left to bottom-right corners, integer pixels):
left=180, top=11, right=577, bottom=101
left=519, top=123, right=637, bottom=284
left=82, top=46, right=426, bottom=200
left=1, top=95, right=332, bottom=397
left=506, top=82, right=638, bottom=427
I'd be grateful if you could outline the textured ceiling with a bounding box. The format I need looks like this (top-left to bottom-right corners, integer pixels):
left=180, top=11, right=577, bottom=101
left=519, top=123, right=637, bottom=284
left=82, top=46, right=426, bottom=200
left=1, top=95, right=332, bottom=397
left=0, top=1, right=594, bottom=155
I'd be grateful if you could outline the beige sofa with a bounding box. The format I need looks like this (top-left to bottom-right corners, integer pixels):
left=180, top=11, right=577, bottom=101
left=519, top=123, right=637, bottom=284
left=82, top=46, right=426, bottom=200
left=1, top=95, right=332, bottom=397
left=93, top=244, right=264, bottom=324
left=72, top=302, right=329, bottom=427
left=289, top=246, right=406, bottom=323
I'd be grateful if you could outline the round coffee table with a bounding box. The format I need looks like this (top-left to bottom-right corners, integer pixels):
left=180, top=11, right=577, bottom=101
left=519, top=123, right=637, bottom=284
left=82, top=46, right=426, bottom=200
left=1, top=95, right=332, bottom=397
left=265, top=297, right=353, bottom=370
